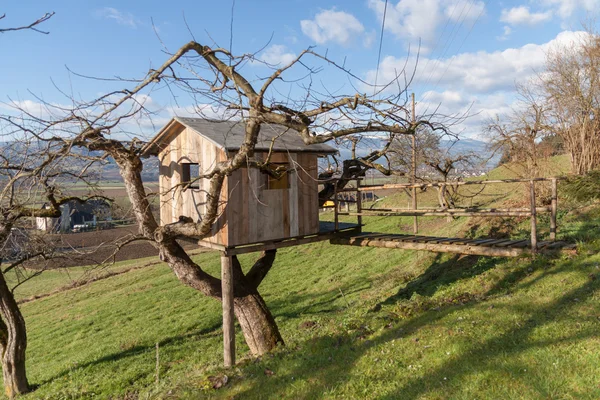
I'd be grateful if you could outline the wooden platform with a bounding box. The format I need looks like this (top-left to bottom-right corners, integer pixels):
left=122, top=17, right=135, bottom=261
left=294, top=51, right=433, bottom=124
left=199, top=221, right=361, bottom=256
left=330, top=233, right=576, bottom=257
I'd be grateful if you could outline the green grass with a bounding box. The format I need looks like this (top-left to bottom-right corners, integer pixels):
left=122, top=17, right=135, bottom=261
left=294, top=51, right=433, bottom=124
left=8, top=157, right=600, bottom=399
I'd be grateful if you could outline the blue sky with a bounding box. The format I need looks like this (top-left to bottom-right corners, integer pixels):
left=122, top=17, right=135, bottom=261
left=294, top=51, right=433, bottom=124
left=0, top=1, right=596, bottom=139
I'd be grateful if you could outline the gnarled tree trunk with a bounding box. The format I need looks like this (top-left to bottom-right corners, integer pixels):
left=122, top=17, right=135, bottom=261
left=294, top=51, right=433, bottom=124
left=0, top=273, right=29, bottom=398
left=113, top=151, right=283, bottom=357
left=231, top=255, right=283, bottom=355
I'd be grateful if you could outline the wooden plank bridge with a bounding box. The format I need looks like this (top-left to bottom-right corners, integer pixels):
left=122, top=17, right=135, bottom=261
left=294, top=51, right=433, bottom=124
left=328, top=177, right=576, bottom=257
left=331, top=233, right=575, bottom=257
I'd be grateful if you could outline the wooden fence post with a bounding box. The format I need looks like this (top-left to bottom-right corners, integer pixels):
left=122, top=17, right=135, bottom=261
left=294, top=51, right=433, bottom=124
left=220, top=254, right=235, bottom=367
left=530, top=180, right=537, bottom=253
left=550, top=178, right=558, bottom=241
left=357, top=178, right=362, bottom=227
left=334, top=182, right=339, bottom=231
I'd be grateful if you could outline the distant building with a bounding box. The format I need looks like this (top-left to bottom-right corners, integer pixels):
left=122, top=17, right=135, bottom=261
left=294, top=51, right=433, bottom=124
left=36, top=200, right=112, bottom=232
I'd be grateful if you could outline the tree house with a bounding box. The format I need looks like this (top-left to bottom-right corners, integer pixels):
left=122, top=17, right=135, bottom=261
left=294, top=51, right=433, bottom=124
left=143, top=117, right=355, bottom=251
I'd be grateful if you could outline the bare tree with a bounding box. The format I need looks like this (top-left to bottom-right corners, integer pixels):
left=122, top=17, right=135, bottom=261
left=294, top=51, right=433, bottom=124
left=0, top=131, right=104, bottom=397
left=0, top=12, right=54, bottom=34
left=485, top=83, right=550, bottom=178
left=390, top=128, right=480, bottom=208
left=544, top=29, right=600, bottom=175
left=16, top=39, right=455, bottom=358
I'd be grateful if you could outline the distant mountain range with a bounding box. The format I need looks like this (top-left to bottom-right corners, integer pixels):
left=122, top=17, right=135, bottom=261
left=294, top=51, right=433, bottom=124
left=336, top=137, right=498, bottom=167
left=0, top=137, right=499, bottom=184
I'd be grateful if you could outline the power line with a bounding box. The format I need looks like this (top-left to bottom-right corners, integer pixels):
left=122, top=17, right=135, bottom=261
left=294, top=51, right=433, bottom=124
left=418, top=0, right=474, bottom=100
left=420, top=0, right=487, bottom=110
left=373, top=0, right=389, bottom=93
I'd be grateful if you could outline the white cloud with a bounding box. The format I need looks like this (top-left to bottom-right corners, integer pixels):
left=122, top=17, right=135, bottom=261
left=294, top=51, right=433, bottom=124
left=540, top=0, right=600, bottom=18
left=257, top=45, right=297, bottom=66
left=500, top=6, right=553, bottom=25
left=368, top=30, right=588, bottom=94
left=366, top=30, right=589, bottom=138
left=368, top=0, right=485, bottom=52
left=95, top=7, right=140, bottom=28
left=300, top=9, right=366, bottom=47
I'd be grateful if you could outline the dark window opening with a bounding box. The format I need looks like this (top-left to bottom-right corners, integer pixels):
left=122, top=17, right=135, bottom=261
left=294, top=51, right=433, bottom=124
left=182, top=163, right=200, bottom=190
left=263, top=163, right=291, bottom=190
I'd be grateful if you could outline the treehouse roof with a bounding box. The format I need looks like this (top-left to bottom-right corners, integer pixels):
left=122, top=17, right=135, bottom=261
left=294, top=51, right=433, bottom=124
left=142, top=117, right=337, bottom=156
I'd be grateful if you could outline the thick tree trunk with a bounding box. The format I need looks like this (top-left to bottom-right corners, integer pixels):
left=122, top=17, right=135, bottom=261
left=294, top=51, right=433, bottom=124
left=113, top=152, right=282, bottom=357
left=230, top=255, right=283, bottom=355
left=233, top=288, right=284, bottom=355
left=0, top=274, right=29, bottom=398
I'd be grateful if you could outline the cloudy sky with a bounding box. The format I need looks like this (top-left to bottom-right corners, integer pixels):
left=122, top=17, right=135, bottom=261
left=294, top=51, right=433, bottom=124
left=0, top=0, right=596, bottom=139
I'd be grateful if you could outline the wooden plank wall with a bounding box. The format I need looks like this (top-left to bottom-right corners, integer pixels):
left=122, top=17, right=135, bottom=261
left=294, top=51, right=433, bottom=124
left=158, top=126, right=228, bottom=245
left=226, top=152, right=320, bottom=246
left=158, top=125, right=320, bottom=247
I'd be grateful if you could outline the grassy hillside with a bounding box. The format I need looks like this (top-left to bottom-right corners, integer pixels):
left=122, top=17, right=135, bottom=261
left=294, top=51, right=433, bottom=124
left=8, top=156, right=600, bottom=399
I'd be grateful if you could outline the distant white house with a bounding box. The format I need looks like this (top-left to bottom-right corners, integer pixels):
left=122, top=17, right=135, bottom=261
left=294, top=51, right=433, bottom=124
left=36, top=200, right=112, bottom=232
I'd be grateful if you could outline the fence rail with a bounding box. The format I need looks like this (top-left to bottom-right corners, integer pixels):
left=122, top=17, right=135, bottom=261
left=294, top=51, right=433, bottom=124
left=332, top=177, right=561, bottom=252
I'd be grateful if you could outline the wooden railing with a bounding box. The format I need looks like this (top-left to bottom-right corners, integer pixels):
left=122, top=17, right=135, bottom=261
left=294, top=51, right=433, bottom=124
left=332, top=177, right=561, bottom=253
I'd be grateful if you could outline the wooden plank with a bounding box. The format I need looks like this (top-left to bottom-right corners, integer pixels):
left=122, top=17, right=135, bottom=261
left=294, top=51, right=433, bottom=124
left=510, top=240, right=531, bottom=248
left=493, top=240, right=524, bottom=248
left=550, top=178, right=558, bottom=241
left=388, top=235, right=424, bottom=242
left=434, top=238, right=472, bottom=245
left=470, top=238, right=503, bottom=246
left=282, top=180, right=290, bottom=238
left=530, top=180, right=538, bottom=252
left=225, top=228, right=360, bottom=256
left=330, top=236, right=527, bottom=257
left=289, top=154, right=299, bottom=237
left=482, top=239, right=514, bottom=247
left=341, top=211, right=534, bottom=217
left=357, top=177, right=562, bottom=191
left=221, top=254, right=235, bottom=367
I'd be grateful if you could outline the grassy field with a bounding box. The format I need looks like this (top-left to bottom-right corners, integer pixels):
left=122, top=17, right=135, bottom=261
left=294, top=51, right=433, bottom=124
left=6, top=156, right=600, bottom=399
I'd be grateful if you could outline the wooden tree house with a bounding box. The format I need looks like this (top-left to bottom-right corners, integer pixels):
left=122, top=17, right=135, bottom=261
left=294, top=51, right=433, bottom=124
left=143, top=117, right=359, bottom=254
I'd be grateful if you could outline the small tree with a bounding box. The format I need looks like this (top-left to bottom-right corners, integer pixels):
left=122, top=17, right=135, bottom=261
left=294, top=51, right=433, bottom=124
left=544, top=30, right=600, bottom=174
left=486, top=83, right=550, bottom=177
left=0, top=134, right=102, bottom=397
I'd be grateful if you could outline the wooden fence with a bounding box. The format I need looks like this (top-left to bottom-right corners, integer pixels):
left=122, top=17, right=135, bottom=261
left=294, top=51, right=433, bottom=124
left=332, top=177, right=560, bottom=253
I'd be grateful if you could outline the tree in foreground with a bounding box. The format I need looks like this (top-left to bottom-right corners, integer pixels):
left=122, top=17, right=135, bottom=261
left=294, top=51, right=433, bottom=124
left=0, top=132, right=103, bottom=397
left=18, top=39, right=456, bottom=357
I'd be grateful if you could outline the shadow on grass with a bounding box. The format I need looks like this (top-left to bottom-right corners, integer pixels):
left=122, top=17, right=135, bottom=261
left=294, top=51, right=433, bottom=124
left=231, top=252, right=598, bottom=399
left=376, top=253, right=502, bottom=308
left=39, top=321, right=223, bottom=386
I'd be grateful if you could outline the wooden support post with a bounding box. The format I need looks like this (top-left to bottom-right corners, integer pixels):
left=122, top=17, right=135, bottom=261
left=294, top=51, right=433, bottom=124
left=530, top=180, right=537, bottom=253
left=550, top=178, right=557, bottom=241
left=220, top=254, right=235, bottom=367
left=356, top=178, right=362, bottom=227
left=411, top=92, right=418, bottom=234
left=334, top=182, right=339, bottom=231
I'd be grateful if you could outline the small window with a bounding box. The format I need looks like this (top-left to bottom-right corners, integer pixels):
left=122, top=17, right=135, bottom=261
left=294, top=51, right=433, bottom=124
left=263, top=163, right=291, bottom=190
left=181, top=163, right=200, bottom=190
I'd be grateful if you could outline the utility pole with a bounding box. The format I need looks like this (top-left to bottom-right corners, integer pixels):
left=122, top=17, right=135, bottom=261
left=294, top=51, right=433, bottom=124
left=411, top=93, right=418, bottom=234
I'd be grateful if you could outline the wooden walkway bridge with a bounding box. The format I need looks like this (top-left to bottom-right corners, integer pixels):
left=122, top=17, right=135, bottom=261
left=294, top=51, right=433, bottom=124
left=328, top=177, right=576, bottom=257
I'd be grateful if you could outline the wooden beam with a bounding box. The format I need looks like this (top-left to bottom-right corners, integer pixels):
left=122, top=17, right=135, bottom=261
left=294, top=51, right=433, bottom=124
left=550, top=178, right=558, bottom=241
left=224, top=227, right=360, bottom=256
left=339, top=210, right=534, bottom=217
left=362, top=207, right=551, bottom=213
left=331, top=236, right=528, bottom=257
left=357, top=177, right=562, bottom=191
left=220, top=254, right=235, bottom=367
left=530, top=180, right=538, bottom=253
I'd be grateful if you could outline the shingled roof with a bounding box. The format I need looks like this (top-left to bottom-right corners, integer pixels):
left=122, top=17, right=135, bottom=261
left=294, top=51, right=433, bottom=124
left=142, top=117, right=337, bottom=156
